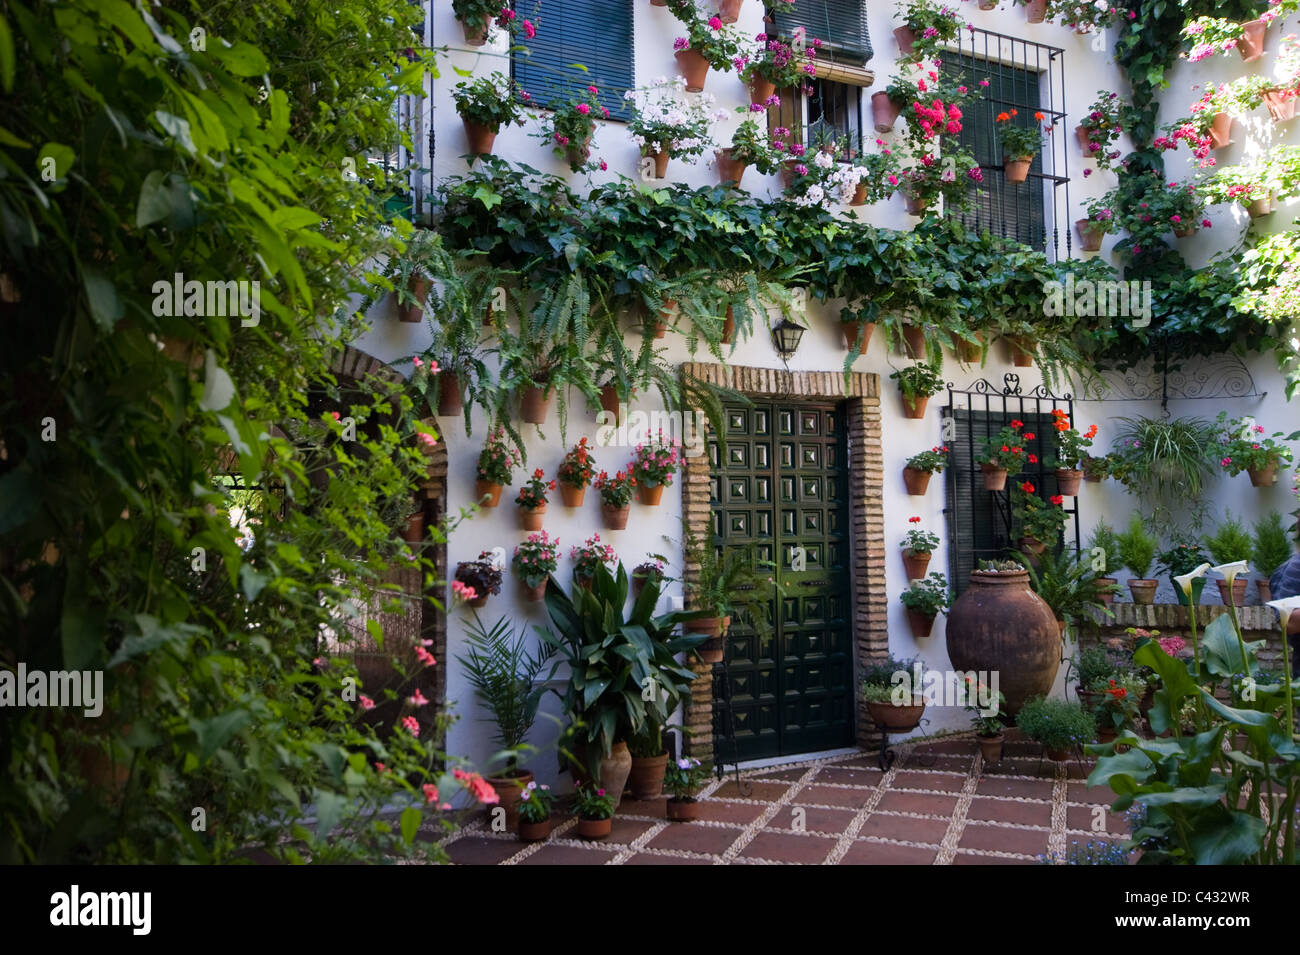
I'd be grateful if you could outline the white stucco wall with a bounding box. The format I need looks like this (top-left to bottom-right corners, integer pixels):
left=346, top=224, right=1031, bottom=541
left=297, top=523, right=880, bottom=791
left=353, top=2, right=1296, bottom=776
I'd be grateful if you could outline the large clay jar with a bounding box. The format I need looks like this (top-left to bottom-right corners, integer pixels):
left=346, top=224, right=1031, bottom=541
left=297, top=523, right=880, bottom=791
left=945, top=568, right=1060, bottom=716
left=574, top=741, right=633, bottom=808
left=484, top=770, right=534, bottom=831
left=628, top=752, right=669, bottom=800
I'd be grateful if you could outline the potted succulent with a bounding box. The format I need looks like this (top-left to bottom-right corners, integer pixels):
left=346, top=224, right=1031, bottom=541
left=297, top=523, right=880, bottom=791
left=889, top=360, right=945, bottom=419
left=1252, top=511, right=1293, bottom=603
left=513, top=531, right=561, bottom=602
left=995, top=109, right=1046, bottom=184
left=1156, top=539, right=1211, bottom=607
left=1012, top=483, right=1066, bottom=555
left=452, top=73, right=529, bottom=158
left=715, top=117, right=784, bottom=185
left=900, top=572, right=950, bottom=639
left=624, top=77, right=718, bottom=178
left=976, top=421, right=1030, bottom=491
left=632, top=430, right=683, bottom=505
left=1116, top=516, right=1159, bottom=605
left=593, top=468, right=637, bottom=530
left=1046, top=411, right=1097, bottom=496
left=571, top=534, right=617, bottom=591
left=537, top=84, right=607, bottom=172
left=632, top=556, right=669, bottom=600
left=573, top=786, right=616, bottom=839
left=903, top=445, right=949, bottom=496
left=901, top=516, right=940, bottom=580
left=965, top=681, right=1007, bottom=764
left=455, top=552, right=504, bottom=609
left=664, top=755, right=710, bottom=821
left=515, top=468, right=556, bottom=531
left=557, top=438, right=597, bottom=507
left=1088, top=520, right=1123, bottom=604
left=667, top=1, right=746, bottom=91
left=457, top=613, right=555, bottom=829
left=1016, top=696, right=1096, bottom=761
left=516, top=780, right=555, bottom=842
left=861, top=655, right=927, bottom=731
left=1214, top=412, right=1295, bottom=487
left=474, top=426, right=519, bottom=507
left=1204, top=514, right=1254, bottom=605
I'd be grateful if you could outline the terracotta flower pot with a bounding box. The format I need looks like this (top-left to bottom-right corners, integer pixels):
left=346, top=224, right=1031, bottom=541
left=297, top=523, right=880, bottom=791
left=628, top=752, right=669, bottom=800
left=575, top=573, right=594, bottom=592
left=1056, top=468, right=1083, bottom=496
left=1075, top=124, right=1096, bottom=156
left=651, top=0, right=667, bottom=5
left=866, top=700, right=926, bottom=731
left=903, top=467, right=932, bottom=496
left=945, top=568, right=1060, bottom=715
left=654, top=299, right=674, bottom=338
left=900, top=393, right=929, bottom=419
left=475, top=480, right=503, bottom=507
left=871, top=91, right=901, bottom=132
left=748, top=75, right=775, bottom=105
left=667, top=798, right=700, bottom=822
left=518, top=818, right=552, bottom=842
left=907, top=608, right=936, bottom=640
left=675, top=47, right=710, bottom=92
left=979, top=0, right=996, bottom=8
left=1251, top=463, right=1280, bottom=487
left=460, top=15, right=490, bottom=46
left=902, top=324, right=927, bottom=358
left=437, top=371, right=463, bottom=417
left=977, top=733, right=1004, bottom=764
left=1076, top=219, right=1104, bottom=252
left=1019, top=536, right=1047, bottom=556
left=1173, top=223, right=1195, bottom=238
left=1258, top=579, right=1272, bottom=603
left=981, top=463, right=1008, bottom=491
left=1127, top=579, right=1158, bottom=605
left=686, top=616, right=726, bottom=664
left=1004, top=156, right=1032, bottom=184
left=519, top=503, right=546, bottom=531
left=521, top=578, right=547, bottom=602
left=520, top=384, right=552, bottom=424
left=576, top=816, right=612, bottom=839
left=1248, top=195, right=1275, bottom=218
left=1210, top=112, right=1233, bottom=149
left=957, top=335, right=984, bottom=363
left=560, top=483, right=586, bottom=507
left=565, top=141, right=592, bottom=169
left=902, top=549, right=932, bottom=580
left=1023, top=0, right=1047, bottom=23
left=841, top=320, right=874, bottom=353
left=396, top=275, right=429, bottom=323
left=1238, top=18, right=1267, bottom=63
left=721, top=305, right=736, bottom=344
left=468, top=593, right=489, bottom=609
left=904, top=192, right=927, bottom=216
left=1263, top=89, right=1297, bottom=124
left=779, top=157, right=803, bottom=189
left=484, top=771, right=533, bottom=830
left=849, top=181, right=869, bottom=206
left=719, top=0, right=744, bottom=23
left=1215, top=578, right=1249, bottom=607
left=598, top=383, right=622, bottom=423
left=1095, top=578, right=1117, bottom=605
left=715, top=147, right=747, bottom=186
left=894, top=25, right=916, bottom=55
left=1045, top=745, right=1072, bottom=762
left=645, top=148, right=671, bottom=178
left=602, top=503, right=630, bottom=530
left=403, top=512, right=424, bottom=545
left=637, top=483, right=665, bottom=506
left=462, top=118, right=497, bottom=156
left=1007, top=337, right=1034, bottom=366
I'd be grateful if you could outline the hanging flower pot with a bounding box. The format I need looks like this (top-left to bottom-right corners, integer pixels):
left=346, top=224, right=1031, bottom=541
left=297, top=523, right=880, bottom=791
left=460, top=15, right=490, bottom=46
left=1248, top=461, right=1279, bottom=486
left=637, top=483, right=665, bottom=506
left=901, top=549, right=932, bottom=580
left=1004, top=155, right=1032, bottom=184
left=849, top=180, right=869, bottom=206
left=396, top=275, right=429, bottom=323
left=979, top=0, right=997, bottom=8
left=403, top=511, right=425, bottom=545
left=686, top=615, right=728, bottom=664
left=599, top=383, right=624, bottom=423
left=1238, top=18, right=1267, bottom=62
left=719, top=0, right=744, bottom=23
left=871, top=91, right=901, bottom=133
left=957, top=334, right=984, bottom=363
left=715, top=147, right=747, bottom=186
left=560, top=483, right=586, bottom=507
left=1076, top=219, right=1104, bottom=252
left=901, top=324, right=926, bottom=359
left=1018, top=536, right=1047, bottom=556
left=602, top=504, right=630, bottom=530
left=1249, top=193, right=1275, bottom=218
left=903, top=467, right=932, bottom=496
left=520, top=384, right=552, bottom=424
left=900, top=394, right=929, bottom=419
left=981, top=463, right=1008, bottom=491
left=1023, top=0, right=1047, bottom=23
left=675, top=47, right=710, bottom=92
left=645, top=147, right=671, bottom=179
left=721, top=305, right=736, bottom=344
left=904, top=191, right=928, bottom=216
left=906, top=609, right=937, bottom=640
left=436, top=371, right=463, bottom=417
left=1126, top=578, right=1158, bottom=605
left=1056, top=468, right=1083, bottom=496
left=521, top=578, right=548, bottom=602
left=1074, top=125, right=1095, bottom=156
left=894, top=25, right=916, bottom=55
left=475, top=480, right=504, bottom=507
left=652, top=299, right=674, bottom=338
left=462, top=118, right=497, bottom=156
left=841, top=320, right=874, bottom=353
left=779, top=157, right=803, bottom=189
left=1262, top=88, right=1297, bottom=124
left=519, top=503, right=546, bottom=532
left=1007, top=337, right=1035, bottom=367
left=1210, top=112, right=1233, bottom=149
left=1215, top=578, right=1249, bottom=606
left=748, top=75, right=776, bottom=106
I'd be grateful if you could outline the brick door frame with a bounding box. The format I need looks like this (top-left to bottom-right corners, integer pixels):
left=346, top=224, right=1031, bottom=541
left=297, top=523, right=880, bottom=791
left=680, top=363, right=888, bottom=763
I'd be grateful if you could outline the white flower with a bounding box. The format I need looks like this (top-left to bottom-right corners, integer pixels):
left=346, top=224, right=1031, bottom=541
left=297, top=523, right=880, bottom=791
left=1174, top=562, right=1211, bottom=596
left=813, top=150, right=834, bottom=170
left=1095, top=0, right=1108, bottom=9
left=1267, top=596, right=1300, bottom=632
left=1211, top=560, right=1250, bottom=584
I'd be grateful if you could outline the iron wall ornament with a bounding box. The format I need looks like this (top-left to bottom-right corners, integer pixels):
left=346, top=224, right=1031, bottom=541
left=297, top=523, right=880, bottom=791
left=1079, top=354, right=1264, bottom=404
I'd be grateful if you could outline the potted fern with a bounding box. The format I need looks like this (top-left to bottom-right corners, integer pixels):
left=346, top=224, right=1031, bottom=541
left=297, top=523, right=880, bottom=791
left=683, top=530, right=780, bottom=664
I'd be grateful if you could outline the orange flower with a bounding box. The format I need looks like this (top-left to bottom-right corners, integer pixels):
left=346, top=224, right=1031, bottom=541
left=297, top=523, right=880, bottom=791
left=1085, top=425, right=1098, bottom=439
left=1020, top=481, right=1035, bottom=493
left=996, top=111, right=1010, bottom=122
left=1034, top=111, right=1045, bottom=121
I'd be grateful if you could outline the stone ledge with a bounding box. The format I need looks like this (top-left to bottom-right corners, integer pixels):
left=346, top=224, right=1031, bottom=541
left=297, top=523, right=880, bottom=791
left=1093, top=603, right=1280, bottom=632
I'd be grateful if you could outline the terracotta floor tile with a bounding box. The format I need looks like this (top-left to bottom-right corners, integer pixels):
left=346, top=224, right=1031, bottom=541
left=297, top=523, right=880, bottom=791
left=958, top=823, right=1050, bottom=856
left=965, top=797, right=1053, bottom=828
left=749, top=767, right=808, bottom=782
left=839, top=841, right=938, bottom=865
left=953, top=851, right=1031, bottom=865
left=445, top=836, right=524, bottom=865
left=739, top=830, right=838, bottom=863
left=1066, top=803, right=1129, bottom=836
left=875, top=790, right=958, bottom=816
left=816, top=765, right=886, bottom=787
left=712, top=780, right=791, bottom=801
left=1068, top=783, right=1118, bottom=805
left=766, top=804, right=857, bottom=834
left=520, top=843, right=618, bottom=865
left=623, top=852, right=715, bottom=865
left=915, top=738, right=973, bottom=755
left=892, top=770, right=968, bottom=793
left=919, top=754, right=977, bottom=774
left=645, top=822, right=745, bottom=856
left=792, top=783, right=874, bottom=810
left=693, top=799, right=769, bottom=826
left=856, top=812, right=949, bottom=844
left=605, top=817, right=658, bottom=844
left=975, top=776, right=1057, bottom=800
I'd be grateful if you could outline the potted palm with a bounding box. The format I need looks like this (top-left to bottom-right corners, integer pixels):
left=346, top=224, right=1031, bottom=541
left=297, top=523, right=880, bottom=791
left=1204, top=515, right=1254, bottom=605
left=903, top=445, right=949, bottom=496
left=513, top=531, right=560, bottom=602
left=557, top=438, right=597, bottom=506
left=664, top=755, right=710, bottom=821
left=861, top=655, right=927, bottom=731
left=593, top=469, right=636, bottom=530
left=976, top=421, right=1029, bottom=490
left=632, top=430, right=683, bottom=505
left=889, top=360, right=945, bottom=419
left=1016, top=696, right=1095, bottom=761
left=900, top=572, right=950, bottom=639
left=456, top=613, right=555, bottom=830
left=900, top=516, right=940, bottom=580
left=1116, top=516, right=1159, bottom=605
left=474, top=426, right=519, bottom=507
left=452, top=73, right=529, bottom=158
left=517, top=781, right=555, bottom=842
left=995, top=110, right=1046, bottom=184
left=573, top=787, right=616, bottom=839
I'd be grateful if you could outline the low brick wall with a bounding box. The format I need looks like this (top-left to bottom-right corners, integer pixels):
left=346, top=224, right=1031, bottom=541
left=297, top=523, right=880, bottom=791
left=1081, top=603, right=1289, bottom=672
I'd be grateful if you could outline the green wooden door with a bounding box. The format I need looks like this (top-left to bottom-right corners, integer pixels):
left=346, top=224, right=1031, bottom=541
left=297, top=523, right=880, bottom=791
left=710, top=401, right=854, bottom=761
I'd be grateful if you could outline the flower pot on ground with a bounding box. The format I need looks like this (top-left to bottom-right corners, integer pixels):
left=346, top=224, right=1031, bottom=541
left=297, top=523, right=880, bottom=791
left=576, top=816, right=613, bottom=839
left=666, top=797, right=701, bottom=821
left=1238, top=18, right=1267, bottom=62
left=841, top=320, right=875, bottom=353
left=871, top=91, right=900, bottom=132
left=1004, top=156, right=1032, bottom=184
left=483, top=770, right=533, bottom=830
left=520, top=383, right=552, bottom=424
left=981, top=463, right=1008, bottom=491
left=396, top=275, right=429, bottom=323
left=977, top=733, right=1004, bottom=763
left=1056, top=468, right=1083, bottom=496
left=664, top=755, right=708, bottom=820
left=518, top=818, right=551, bottom=841
left=1016, top=696, right=1094, bottom=760
left=1076, top=219, right=1105, bottom=252
left=675, top=48, right=710, bottom=92
left=627, top=751, right=669, bottom=800
left=1215, top=578, right=1249, bottom=606
left=571, top=746, right=632, bottom=809
left=715, top=147, right=747, bottom=185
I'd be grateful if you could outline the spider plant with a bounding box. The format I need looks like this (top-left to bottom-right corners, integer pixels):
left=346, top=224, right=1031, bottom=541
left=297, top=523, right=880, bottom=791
left=1110, top=415, right=1218, bottom=504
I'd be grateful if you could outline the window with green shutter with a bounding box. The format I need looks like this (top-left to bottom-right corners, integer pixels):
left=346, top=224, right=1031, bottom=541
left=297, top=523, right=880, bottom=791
left=511, top=0, right=636, bottom=121
left=769, top=0, right=873, bottom=64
